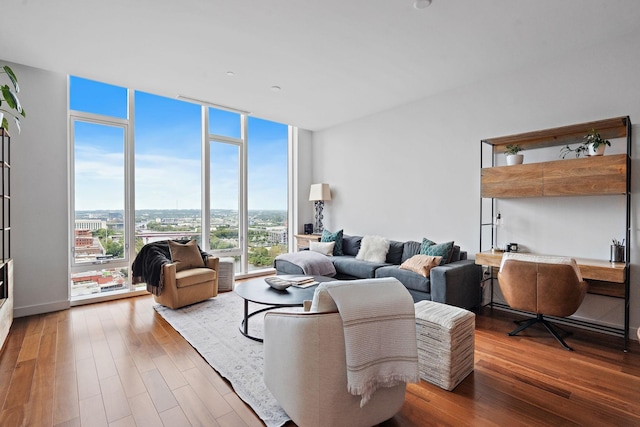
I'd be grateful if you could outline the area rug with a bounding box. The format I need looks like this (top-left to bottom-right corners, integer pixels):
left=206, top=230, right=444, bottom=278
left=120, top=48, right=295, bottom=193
left=154, top=292, right=292, bottom=427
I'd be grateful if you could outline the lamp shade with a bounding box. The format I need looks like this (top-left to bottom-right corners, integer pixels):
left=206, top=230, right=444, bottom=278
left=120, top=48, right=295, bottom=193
left=309, top=183, right=332, bottom=201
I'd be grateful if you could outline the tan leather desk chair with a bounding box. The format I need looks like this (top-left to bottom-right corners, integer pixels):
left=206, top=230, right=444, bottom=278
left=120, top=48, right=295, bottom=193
left=498, top=253, right=588, bottom=351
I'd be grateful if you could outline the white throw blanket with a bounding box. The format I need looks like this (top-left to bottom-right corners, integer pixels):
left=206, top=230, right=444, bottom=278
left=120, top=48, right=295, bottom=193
left=275, top=251, right=336, bottom=276
left=322, top=278, right=420, bottom=407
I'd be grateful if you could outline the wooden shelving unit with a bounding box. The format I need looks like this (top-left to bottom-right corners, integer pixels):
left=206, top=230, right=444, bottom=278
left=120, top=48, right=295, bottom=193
left=0, top=129, right=10, bottom=298
left=481, top=154, right=627, bottom=198
left=0, top=129, right=12, bottom=352
left=478, top=116, right=632, bottom=349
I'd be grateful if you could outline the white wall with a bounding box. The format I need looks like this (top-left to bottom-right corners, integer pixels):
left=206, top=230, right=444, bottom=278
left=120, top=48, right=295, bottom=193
left=5, top=61, right=70, bottom=317
left=312, top=31, right=640, bottom=335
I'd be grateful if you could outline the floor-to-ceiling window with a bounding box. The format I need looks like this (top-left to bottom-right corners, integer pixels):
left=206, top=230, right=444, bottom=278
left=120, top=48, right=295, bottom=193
left=69, top=76, right=290, bottom=301
left=246, top=117, right=289, bottom=272
left=134, top=91, right=202, bottom=255
left=69, top=77, right=132, bottom=299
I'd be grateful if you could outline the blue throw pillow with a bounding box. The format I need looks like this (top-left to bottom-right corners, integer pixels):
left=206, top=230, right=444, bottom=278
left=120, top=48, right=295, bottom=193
left=422, top=240, right=455, bottom=265
left=321, top=229, right=344, bottom=256
left=419, top=238, right=436, bottom=254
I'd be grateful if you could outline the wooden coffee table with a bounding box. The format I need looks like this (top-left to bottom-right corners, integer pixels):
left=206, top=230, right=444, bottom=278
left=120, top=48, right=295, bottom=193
left=234, top=275, right=335, bottom=342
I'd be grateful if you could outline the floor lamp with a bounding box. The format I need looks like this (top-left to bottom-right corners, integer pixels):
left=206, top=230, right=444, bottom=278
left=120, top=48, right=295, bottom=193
left=309, top=183, right=331, bottom=234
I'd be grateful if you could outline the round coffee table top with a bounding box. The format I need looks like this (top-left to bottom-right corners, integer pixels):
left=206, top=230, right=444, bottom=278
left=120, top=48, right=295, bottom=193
left=235, top=275, right=334, bottom=306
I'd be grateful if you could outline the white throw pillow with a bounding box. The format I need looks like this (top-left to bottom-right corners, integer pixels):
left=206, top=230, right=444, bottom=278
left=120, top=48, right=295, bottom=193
left=310, top=284, right=338, bottom=313
left=356, top=235, right=390, bottom=263
left=309, top=241, right=335, bottom=256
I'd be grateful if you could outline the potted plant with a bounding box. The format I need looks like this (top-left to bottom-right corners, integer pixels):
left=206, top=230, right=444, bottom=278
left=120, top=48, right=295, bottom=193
left=560, top=128, right=611, bottom=158
left=505, top=144, right=524, bottom=165
left=583, top=128, right=610, bottom=156
left=0, top=65, right=26, bottom=133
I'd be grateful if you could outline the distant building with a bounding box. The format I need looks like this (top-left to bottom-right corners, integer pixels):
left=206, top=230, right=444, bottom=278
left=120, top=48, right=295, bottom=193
left=75, top=219, right=107, bottom=231
left=74, top=229, right=103, bottom=258
left=266, top=227, right=287, bottom=245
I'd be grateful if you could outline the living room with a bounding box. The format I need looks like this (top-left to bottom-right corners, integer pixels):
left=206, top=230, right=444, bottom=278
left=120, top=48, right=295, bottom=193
left=0, top=0, right=639, bottom=426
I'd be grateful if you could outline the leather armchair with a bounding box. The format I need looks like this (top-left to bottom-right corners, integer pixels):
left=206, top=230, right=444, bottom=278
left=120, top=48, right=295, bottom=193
left=153, top=256, right=219, bottom=309
left=498, top=253, right=588, bottom=350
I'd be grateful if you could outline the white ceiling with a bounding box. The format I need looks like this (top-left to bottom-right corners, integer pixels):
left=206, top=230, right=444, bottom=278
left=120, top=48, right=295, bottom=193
left=2, top=0, right=640, bottom=131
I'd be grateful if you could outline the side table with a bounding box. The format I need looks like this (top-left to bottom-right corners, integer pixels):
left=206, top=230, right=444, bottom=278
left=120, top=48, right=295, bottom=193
left=217, top=257, right=235, bottom=292
left=294, top=234, right=321, bottom=251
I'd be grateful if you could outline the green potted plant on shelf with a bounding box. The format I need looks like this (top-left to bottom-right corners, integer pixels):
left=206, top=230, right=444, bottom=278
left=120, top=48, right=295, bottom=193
left=560, top=128, right=611, bottom=158
left=0, top=65, right=26, bottom=133
left=505, top=144, right=524, bottom=165
left=583, top=128, right=611, bottom=156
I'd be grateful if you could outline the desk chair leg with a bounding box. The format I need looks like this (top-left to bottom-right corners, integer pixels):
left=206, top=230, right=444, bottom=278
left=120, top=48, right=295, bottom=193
left=541, top=319, right=573, bottom=351
left=509, top=317, right=539, bottom=336
left=508, top=314, right=574, bottom=351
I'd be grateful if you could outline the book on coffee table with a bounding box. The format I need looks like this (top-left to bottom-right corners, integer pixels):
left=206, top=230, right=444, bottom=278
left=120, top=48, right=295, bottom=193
left=284, top=276, right=315, bottom=285
left=291, top=280, right=318, bottom=288
left=265, top=276, right=318, bottom=290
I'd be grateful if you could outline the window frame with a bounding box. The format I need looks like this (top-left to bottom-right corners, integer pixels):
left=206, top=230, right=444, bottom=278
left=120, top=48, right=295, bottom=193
left=69, top=77, right=293, bottom=303
left=68, top=106, right=136, bottom=298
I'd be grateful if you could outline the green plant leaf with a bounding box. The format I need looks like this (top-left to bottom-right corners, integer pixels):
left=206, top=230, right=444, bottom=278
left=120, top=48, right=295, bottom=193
left=13, top=116, right=20, bottom=133
left=1, top=86, right=17, bottom=110
left=1, top=116, right=8, bottom=131
left=2, top=66, right=19, bottom=93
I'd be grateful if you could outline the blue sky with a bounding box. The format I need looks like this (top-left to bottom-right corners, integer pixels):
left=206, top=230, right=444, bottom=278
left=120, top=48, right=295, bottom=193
left=71, top=76, right=288, bottom=211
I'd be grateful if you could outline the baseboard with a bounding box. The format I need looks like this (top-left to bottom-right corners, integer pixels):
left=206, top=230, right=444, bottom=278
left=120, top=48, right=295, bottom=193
left=14, top=300, right=71, bottom=318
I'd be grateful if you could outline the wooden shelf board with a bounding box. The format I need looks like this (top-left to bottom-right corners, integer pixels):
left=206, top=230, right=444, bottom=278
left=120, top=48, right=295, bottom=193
left=482, top=116, right=629, bottom=152
left=481, top=154, right=627, bottom=198
left=481, top=163, right=542, bottom=198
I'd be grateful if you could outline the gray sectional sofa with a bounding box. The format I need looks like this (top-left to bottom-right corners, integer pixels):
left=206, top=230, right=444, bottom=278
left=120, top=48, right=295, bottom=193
left=275, top=234, right=482, bottom=309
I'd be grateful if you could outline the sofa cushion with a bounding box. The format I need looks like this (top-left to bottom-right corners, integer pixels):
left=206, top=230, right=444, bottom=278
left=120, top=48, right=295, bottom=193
left=401, top=241, right=421, bottom=263
left=175, top=267, right=216, bottom=288
left=332, top=255, right=389, bottom=279
left=385, top=240, right=405, bottom=265
left=400, top=254, right=442, bottom=277
left=375, top=266, right=430, bottom=293
left=342, top=235, right=362, bottom=256
left=274, top=259, right=305, bottom=275
left=321, top=228, right=343, bottom=256
left=451, top=245, right=462, bottom=262
left=356, top=235, right=390, bottom=263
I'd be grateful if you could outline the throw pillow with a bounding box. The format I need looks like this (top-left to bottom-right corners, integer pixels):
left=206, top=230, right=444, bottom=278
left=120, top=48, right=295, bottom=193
left=168, top=240, right=205, bottom=272
left=356, top=235, right=390, bottom=263
left=321, top=228, right=344, bottom=256
left=309, top=241, right=335, bottom=256
left=419, top=238, right=436, bottom=254
left=422, top=240, right=455, bottom=265
left=400, top=254, right=442, bottom=277
left=342, top=235, right=362, bottom=256
left=310, top=285, right=338, bottom=313
left=401, top=240, right=422, bottom=263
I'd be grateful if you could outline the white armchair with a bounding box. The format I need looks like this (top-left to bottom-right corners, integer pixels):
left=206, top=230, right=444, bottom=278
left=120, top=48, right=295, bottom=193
left=263, top=278, right=417, bottom=427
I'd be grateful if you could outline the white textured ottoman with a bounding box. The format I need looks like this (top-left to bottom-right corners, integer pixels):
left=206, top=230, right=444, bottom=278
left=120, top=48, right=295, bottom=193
left=217, top=257, right=235, bottom=292
left=414, top=300, right=475, bottom=391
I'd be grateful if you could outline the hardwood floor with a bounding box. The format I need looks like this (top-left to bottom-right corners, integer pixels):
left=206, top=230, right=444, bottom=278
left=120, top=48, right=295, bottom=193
left=0, top=293, right=638, bottom=426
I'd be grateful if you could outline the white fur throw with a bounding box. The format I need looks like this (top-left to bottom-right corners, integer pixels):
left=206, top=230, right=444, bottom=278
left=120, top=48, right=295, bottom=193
left=356, top=235, right=390, bottom=263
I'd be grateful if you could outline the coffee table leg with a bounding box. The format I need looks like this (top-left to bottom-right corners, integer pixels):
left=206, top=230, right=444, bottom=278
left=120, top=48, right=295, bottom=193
left=239, top=301, right=290, bottom=342
left=243, top=299, right=249, bottom=335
